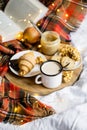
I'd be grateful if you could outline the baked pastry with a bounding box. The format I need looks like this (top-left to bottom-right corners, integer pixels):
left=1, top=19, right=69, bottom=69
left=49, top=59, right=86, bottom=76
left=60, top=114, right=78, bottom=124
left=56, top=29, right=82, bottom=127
left=58, top=44, right=80, bottom=61
left=62, top=70, right=74, bottom=83
left=51, top=43, right=81, bottom=70
left=61, top=56, right=75, bottom=69
left=36, top=56, right=47, bottom=64
left=18, top=52, right=36, bottom=76
left=51, top=55, right=61, bottom=62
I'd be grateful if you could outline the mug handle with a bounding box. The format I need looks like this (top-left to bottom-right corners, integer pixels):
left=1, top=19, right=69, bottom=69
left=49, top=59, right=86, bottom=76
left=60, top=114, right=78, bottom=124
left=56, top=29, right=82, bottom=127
left=35, top=75, right=42, bottom=84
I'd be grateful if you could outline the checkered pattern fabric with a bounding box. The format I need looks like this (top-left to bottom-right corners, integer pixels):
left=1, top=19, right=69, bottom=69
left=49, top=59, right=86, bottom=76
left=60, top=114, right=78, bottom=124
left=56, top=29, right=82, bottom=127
left=38, top=0, right=87, bottom=41
left=0, top=41, right=55, bottom=125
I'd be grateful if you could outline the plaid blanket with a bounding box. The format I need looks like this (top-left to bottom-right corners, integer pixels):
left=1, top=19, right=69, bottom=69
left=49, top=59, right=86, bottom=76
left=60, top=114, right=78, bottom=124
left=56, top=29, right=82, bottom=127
left=38, top=0, right=87, bottom=41
left=37, top=14, right=71, bottom=41
left=0, top=81, right=55, bottom=125
left=0, top=40, right=55, bottom=125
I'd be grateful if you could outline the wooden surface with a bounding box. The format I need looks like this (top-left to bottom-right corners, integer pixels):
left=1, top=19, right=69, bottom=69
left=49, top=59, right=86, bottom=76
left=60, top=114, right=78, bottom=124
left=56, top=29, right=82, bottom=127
left=5, top=65, right=83, bottom=96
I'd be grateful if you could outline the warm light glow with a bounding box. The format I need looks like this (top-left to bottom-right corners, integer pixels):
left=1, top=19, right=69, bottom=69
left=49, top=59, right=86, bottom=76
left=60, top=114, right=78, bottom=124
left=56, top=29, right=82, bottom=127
left=21, top=120, right=24, bottom=123
left=45, top=105, right=46, bottom=108
left=10, top=15, right=13, bottom=19
left=24, top=19, right=27, bottom=22
left=28, top=14, right=31, bottom=17
left=21, top=38, right=25, bottom=42
left=37, top=23, right=40, bottom=26
left=65, top=14, right=69, bottom=17
left=39, top=9, right=42, bottom=13
left=38, top=44, right=42, bottom=48
left=65, top=19, right=67, bottom=22
left=2, top=37, right=5, bottom=41
left=56, top=9, right=60, bottom=12
left=14, top=107, right=18, bottom=112
left=35, top=101, right=38, bottom=103
left=81, top=7, right=84, bottom=10
left=9, top=90, right=11, bottom=93
left=52, top=3, right=55, bottom=6
left=28, top=20, right=31, bottom=24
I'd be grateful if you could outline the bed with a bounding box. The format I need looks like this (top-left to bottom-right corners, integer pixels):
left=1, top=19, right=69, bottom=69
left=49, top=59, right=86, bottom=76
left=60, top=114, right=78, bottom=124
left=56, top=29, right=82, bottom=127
left=0, top=0, right=87, bottom=130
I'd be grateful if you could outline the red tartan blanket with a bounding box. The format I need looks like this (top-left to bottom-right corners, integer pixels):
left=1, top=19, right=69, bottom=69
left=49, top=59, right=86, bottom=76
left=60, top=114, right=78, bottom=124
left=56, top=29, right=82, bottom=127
left=0, top=39, right=55, bottom=125
left=0, top=80, right=55, bottom=125
left=38, top=0, right=87, bottom=41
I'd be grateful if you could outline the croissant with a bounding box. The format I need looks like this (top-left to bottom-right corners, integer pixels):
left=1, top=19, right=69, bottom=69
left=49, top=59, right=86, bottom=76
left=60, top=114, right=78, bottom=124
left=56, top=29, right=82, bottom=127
left=18, top=52, right=36, bottom=76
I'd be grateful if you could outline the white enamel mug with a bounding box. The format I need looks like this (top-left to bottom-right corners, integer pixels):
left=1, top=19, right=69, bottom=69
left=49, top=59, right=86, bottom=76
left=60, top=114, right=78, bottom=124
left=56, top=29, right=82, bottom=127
left=35, top=60, right=63, bottom=88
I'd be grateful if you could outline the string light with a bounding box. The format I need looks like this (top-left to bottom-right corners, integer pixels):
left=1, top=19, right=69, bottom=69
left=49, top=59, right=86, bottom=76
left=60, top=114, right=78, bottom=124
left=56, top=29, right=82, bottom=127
left=9, top=16, right=13, bottom=19
left=28, top=14, right=31, bottom=17
left=52, top=3, right=55, bottom=7
left=0, top=0, right=86, bottom=42
left=37, top=44, right=42, bottom=50
left=2, top=37, right=5, bottom=41
left=39, top=9, right=42, bottom=13
left=24, top=19, right=27, bottom=22
left=56, top=9, right=60, bottom=13
left=20, top=120, right=24, bottom=123
left=65, top=19, right=67, bottom=22
left=81, top=7, right=84, bottom=10
left=14, top=107, right=18, bottom=113
left=65, top=14, right=69, bottom=18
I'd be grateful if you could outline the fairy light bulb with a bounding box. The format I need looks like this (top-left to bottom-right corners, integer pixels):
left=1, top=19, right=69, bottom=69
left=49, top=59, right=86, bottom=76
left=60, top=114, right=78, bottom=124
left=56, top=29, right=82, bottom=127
left=14, top=107, right=18, bottom=112
left=28, top=20, right=31, bottom=24
left=52, top=3, right=55, bottom=6
left=37, top=22, right=40, bottom=27
left=9, top=15, right=13, bottom=19
left=81, top=7, right=84, bottom=10
left=28, top=13, right=31, bottom=17
left=24, top=19, right=27, bottom=22
left=45, top=105, right=47, bottom=108
left=65, top=19, right=67, bottom=22
left=65, top=13, right=69, bottom=18
left=21, top=38, right=25, bottom=42
left=64, top=13, right=69, bottom=22
left=56, top=9, right=60, bottom=13
left=21, top=120, right=24, bottom=123
left=39, top=9, right=42, bottom=13
left=38, top=44, right=42, bottom=49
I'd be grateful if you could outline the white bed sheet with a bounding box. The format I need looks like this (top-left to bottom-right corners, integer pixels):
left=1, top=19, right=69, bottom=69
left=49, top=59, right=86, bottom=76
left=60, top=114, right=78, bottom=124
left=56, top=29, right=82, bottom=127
left=0, top=10, right=87, bottom=130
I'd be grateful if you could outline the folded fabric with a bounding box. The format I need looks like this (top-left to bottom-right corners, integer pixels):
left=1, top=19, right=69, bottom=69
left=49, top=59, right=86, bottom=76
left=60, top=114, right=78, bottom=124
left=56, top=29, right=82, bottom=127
left=0, top=39, right=24, bottom=55
left=0, top=79, right=55, bottom=125
left=0, top=40, right=55, bottom=125
left=38, top=0, right=87, bottom=41
left=38, top=15, right=71, bottom=41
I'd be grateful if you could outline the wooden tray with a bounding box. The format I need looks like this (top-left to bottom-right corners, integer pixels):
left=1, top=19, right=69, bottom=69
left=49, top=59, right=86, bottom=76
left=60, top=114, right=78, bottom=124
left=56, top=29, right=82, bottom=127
left=5, top=65, right=83, bottom=96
